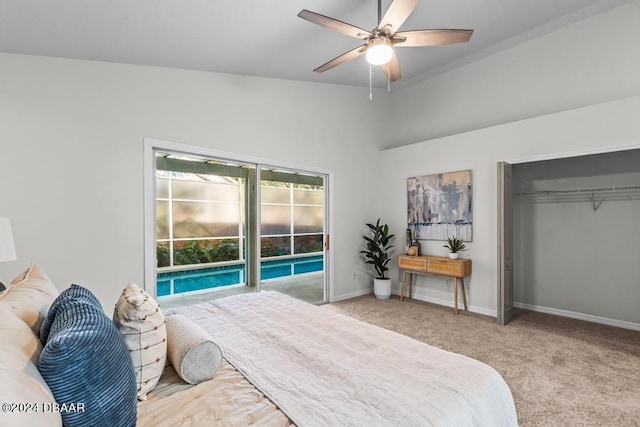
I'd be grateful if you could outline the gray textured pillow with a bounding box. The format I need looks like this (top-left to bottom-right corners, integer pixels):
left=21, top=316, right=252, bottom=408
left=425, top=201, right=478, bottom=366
left=165, top=314, right=222, bottom=385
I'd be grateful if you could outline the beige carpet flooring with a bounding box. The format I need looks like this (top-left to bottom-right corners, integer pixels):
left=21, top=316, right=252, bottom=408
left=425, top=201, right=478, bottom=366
left=324, top=294, right=640, bottom=427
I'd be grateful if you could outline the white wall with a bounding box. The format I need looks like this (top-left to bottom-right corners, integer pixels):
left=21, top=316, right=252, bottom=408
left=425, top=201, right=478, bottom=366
left=378, top=97, right=640, bottom=316
left=513, top=151, right=640, bottom=326
left=377, top=0, right=640, bottom=317
left=1, top=1, right=639, bottom=315
left=0, top=53, right=382, bottom=309
left=385, top=0, right=640, bottom=148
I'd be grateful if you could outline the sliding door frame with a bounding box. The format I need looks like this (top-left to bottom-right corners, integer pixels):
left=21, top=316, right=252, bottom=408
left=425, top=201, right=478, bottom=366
left=143, top=137, right=333, bottom=301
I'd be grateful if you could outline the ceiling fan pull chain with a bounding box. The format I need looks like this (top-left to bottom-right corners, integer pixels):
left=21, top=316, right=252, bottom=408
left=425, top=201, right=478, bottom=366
left=369, top=63, right=373, bottom=101
left=388, top=63, right=391, bottom=92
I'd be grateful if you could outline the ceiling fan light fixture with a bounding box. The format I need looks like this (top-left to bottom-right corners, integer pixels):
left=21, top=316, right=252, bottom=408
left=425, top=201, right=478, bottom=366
left=366, top=37, right=393, bottom=65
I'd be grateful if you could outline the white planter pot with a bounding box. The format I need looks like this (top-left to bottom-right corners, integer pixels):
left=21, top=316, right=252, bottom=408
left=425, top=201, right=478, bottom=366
left=373, top=278, right=392, bottom=300
left=448, top=252, right=459, bottom=259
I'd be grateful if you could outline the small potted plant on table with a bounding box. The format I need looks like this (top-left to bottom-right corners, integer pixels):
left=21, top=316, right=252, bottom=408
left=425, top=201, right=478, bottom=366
left=444, top=236, right=466, bottom=259
left=361, top=219, right=395, bottom=299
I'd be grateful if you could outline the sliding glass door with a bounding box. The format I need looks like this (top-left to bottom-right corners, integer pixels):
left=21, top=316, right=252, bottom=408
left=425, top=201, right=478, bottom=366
left=149, top=147, right=329, bottom=307
left=259, top=167, right=327, bottom=304
left=154, top=154, right=254, bottom=306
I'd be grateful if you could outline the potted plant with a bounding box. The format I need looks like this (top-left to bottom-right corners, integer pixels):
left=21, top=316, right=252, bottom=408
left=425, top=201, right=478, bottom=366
left=361, top=219, right=395, bottom=299
left=443, top=236, right=466, bottom=259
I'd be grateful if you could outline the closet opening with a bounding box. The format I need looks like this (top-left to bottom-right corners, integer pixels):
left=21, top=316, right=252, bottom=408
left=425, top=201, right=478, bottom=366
left=499, top=148, right=640, bottom=330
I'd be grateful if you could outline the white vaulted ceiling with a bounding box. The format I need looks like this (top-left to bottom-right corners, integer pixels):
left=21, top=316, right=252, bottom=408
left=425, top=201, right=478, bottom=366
left=0, top=0, right=631, bottom=89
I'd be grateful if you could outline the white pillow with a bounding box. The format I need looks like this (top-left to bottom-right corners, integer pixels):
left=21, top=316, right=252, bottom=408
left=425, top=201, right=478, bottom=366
left=0, top=309, right=62, bottom=426
left=113, top=283, right=167, bottom=401
left=166, top=314, right=223, bottom=385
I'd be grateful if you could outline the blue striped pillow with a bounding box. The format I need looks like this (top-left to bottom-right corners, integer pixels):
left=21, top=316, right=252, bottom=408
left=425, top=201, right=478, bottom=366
left=39, top=289, right=137, bottom=427
left=39, top=284, right=102, bottom=345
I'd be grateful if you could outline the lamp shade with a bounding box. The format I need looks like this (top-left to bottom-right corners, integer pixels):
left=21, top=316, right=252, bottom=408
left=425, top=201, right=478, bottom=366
left=0, top=218, right=17, bottom=263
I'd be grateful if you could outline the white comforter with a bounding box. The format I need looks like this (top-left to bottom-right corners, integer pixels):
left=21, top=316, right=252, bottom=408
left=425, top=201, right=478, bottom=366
left=173, top=292, right=518, bottom=427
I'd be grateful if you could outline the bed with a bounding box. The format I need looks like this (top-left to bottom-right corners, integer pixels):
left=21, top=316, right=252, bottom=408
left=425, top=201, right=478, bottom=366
left=1, top=263, right=516, bottom=426
left=140, top=291, right=518, bottom=426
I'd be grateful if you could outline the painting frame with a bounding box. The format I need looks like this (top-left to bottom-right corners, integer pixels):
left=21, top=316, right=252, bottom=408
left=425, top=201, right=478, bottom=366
left=407, top=169, right=472, bottom=241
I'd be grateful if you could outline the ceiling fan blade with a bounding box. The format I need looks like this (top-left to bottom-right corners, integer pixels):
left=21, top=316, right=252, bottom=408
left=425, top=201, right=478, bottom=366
left=298, top=10, right=372, bottom=39
left=393, top=29, right=473, bottom=47
left=313, top=44, right=368, bottom=73
left=378, top=0, right=418, bottom=35
left=381, top=51, right=401, bottom=82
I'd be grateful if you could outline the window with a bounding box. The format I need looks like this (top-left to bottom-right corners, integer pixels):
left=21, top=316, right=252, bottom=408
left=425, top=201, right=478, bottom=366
left=260, top=181, right=324, bottom=258
left=156, top=168, right=245, bottom=268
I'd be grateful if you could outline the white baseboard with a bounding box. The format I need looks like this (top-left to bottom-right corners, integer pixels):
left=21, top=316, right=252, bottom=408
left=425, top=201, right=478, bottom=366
left=392, top=290, right=497, bottom=318
left=331, top=288, right=372, bottom=303
left=514, top=302, right=640, bottom=331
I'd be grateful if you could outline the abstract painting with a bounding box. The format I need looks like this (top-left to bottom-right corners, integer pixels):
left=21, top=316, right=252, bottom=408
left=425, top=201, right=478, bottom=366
left=407, top=170, right=472, bottom=241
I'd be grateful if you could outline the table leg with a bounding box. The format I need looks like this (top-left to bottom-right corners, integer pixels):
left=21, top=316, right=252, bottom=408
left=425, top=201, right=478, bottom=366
left=409, top=273, right=413, bottom=299
left=461, top=277, right=468, bottom=311
left=400, top=271, right=407, bottom=302
left=454, top=277, right=459, bottom=315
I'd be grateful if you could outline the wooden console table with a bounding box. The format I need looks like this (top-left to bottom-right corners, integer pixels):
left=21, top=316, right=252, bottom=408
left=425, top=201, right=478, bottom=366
left=398, top=255, right=472, bottom=315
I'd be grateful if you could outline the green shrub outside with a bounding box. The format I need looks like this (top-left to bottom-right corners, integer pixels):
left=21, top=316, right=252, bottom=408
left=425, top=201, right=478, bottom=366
left=157, top=234, right=324, bottom=268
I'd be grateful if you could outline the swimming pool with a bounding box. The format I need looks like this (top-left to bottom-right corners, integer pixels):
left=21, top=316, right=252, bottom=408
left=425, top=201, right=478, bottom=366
left=157, top=255, right=323, bottom=296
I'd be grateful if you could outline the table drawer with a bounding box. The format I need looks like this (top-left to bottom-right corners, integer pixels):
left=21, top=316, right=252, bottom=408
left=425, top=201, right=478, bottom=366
left=427, top=259, right=466, bottom=276
left=398, top=256, right=428, bottom=271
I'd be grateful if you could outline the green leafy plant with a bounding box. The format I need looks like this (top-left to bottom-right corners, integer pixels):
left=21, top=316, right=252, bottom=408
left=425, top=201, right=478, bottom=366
left=169, top=239, right=241, bottom=266
left=361, top=219, right=395, bottom=279
left=443, top=236, right=467, bottom=253
left=156, top=245, right=170, bottom=267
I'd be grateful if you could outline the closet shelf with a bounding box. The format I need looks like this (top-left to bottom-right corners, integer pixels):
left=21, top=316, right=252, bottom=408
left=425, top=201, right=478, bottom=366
left=515, top=185, right=640, bottom=211
left=517, top=184, right=640, bottom=196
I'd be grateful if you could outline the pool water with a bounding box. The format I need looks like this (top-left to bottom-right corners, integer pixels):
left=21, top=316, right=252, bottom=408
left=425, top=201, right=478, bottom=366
left=157, top=255, right=323, bottom=296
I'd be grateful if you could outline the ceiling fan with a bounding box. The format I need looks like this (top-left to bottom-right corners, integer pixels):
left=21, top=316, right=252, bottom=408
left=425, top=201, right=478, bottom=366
left=298, top=0, right=473, bottom=83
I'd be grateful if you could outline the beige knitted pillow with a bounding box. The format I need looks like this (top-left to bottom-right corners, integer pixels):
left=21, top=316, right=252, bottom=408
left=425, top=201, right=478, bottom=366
left=1, top=264, right=59, bottom=336
left=165, top=314, right=222, bottom=385
left=113, top=283, right=167, bottom=401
